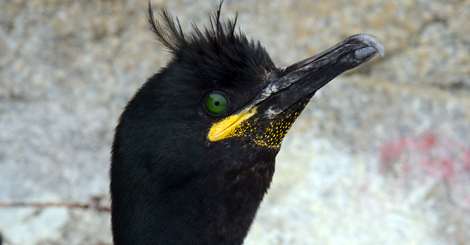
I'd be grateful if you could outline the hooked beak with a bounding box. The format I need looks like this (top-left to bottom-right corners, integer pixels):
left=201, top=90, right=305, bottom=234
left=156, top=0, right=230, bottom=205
left=253, top=33, right=384, bottom=118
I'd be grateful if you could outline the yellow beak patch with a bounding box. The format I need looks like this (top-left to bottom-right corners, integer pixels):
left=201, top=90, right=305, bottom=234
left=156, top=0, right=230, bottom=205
left=208, top=107, right=257, bottom=141
left=206, top=98, right=310, bottom=148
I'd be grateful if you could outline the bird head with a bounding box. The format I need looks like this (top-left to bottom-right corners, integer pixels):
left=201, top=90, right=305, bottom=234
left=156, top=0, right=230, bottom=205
left=141, top=2, right=383, bottom=161
left=111, top=2, right=383, bottom=244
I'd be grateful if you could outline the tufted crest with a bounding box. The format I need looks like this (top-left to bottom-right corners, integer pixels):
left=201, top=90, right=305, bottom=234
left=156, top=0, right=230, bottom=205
left=147, top=1, right=275, bottom=82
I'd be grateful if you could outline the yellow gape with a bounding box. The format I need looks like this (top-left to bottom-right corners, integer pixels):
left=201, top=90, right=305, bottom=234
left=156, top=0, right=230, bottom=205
left=207, top=97, right=310, bottom=148
left=208, top=107, right=257, bottom=142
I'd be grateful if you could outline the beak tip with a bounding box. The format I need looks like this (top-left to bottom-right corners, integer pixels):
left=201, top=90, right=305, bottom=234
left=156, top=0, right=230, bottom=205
left=350, top=33, right=385, bottom=57
left=377, top=45, right=385, bottom=57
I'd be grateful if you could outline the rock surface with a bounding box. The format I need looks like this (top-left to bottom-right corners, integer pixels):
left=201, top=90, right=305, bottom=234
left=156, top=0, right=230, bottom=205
left=1, top=0, right=469, bottom=244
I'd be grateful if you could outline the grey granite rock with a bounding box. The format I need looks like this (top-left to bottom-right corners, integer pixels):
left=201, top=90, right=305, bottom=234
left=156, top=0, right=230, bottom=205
left=1, top=0, right=469, bottom=244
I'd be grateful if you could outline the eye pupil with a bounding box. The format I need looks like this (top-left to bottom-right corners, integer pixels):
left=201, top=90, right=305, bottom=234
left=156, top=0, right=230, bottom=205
left=205, top=93, right=228, bottom=115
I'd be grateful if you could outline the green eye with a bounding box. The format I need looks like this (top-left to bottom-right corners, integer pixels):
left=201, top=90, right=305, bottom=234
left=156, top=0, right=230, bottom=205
left=205, top=93, right=228, bottom=115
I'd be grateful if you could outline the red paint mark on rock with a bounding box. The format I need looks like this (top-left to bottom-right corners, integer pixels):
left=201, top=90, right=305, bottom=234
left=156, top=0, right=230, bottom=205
left=380, top=132, right=470, bottom=208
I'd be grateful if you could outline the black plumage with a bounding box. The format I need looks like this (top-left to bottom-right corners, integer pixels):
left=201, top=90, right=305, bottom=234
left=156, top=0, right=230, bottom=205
left=110, top=2, right=383, bottom=244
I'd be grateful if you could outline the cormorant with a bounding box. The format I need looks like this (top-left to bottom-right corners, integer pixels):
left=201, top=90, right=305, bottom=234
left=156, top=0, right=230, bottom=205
left=111, top=2, right=383, bottom=244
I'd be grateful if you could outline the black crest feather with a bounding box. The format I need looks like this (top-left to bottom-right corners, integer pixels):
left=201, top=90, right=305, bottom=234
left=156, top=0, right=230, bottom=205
left=148, top=2, right=186, bottom=54
left=148, top=1, right=239, bottom=56
left=148, top=1, right=274, bottom=70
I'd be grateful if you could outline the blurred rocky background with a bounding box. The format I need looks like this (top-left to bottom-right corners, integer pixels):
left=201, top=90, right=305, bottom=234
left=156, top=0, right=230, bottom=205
left=1, top=0, right=469, bottom=244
